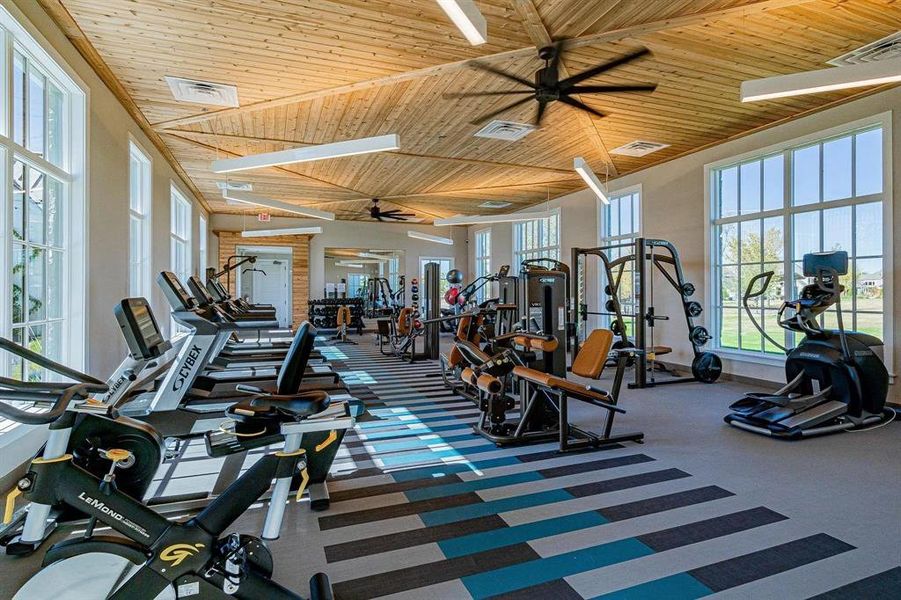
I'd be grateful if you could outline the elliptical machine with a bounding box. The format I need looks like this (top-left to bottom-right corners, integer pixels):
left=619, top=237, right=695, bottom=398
left=724, top=251, right=893, bottom=439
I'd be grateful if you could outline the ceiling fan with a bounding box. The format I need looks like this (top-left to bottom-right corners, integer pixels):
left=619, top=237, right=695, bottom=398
left=446, top=42, right=657, bottom=126
left=369, top=199, right=415, bottom=222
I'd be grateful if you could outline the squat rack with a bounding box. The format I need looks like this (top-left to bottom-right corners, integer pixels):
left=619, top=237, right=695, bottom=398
left=571, top=238, right=722, bottom=388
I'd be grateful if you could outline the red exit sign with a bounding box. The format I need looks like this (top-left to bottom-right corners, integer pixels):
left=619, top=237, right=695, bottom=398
left=258, top=213, right=271, bottom=222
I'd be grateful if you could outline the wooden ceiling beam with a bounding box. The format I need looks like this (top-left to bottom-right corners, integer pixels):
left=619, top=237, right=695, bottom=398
left=510, top=0, right=618, bottom=175
left=150, top=0, right=817, bottom=132
left=167, top=129, right=574, bottom=174
left=36, top=0, right=212, bottom=213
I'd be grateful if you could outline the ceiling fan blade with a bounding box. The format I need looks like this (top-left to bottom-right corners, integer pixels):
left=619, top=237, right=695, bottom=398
left=444, top=90, right=534, bottom=98
left=469, top=62, right=537, bottom=89
left=559, top=48, right=651, bottom=89
left=535, top=100, right=548, bottom=126
left=471, top=95, right=534, bottom=126
left=567, top=84, right=657, bottom=94
left=558, top=95, right=605, bottom=119
left=548, top=39, right=568, bottom=77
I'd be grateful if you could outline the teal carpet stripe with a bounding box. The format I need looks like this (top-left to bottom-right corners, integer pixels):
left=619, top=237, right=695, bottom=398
left=440, top=510, right=609, bottom=559
left=420, top=489, right=574, bottom=527
left=593, top=573, right=713, bottom=600
left=463, top=538, right=654, bottom=598
left=405, top=471, right=543, bottom=502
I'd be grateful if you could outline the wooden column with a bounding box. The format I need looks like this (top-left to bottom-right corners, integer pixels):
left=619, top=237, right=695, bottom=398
left=215, top=231, right=310, bottom=327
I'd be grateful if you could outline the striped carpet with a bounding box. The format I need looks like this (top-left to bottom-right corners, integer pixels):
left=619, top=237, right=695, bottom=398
left=312, top=340, right=897, bottom=600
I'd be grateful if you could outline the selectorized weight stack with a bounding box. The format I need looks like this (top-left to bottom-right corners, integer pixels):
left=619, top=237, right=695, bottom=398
left=421, top=262, right=441, bottom=361
left=571, top=238, right=722, bottom=388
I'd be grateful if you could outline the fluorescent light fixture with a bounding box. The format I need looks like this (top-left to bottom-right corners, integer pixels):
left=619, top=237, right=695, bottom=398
left=336, top=262, right=364, bottom=268
left=433, top=211, right=556, bottom=226
left=212, top=134, right=400, bottom=173
left=223, top=190, right=335, bottom=221
left=436, top=0, right=487, bottom=46
left=741, top=57, right=901, bottom=102
left=241, top=226, right=322, bottom=238
left=407, top=231, right=454, bottom=245
left=573, top=156, right=609, bottom=205
left=358, top=252, right=391, bottom=260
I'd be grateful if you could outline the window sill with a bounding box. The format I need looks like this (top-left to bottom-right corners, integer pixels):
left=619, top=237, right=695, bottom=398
left=714, top=348, right=786, bottom=367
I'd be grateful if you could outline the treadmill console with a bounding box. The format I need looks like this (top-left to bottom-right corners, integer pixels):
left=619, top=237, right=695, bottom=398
left=206, top=277, right=229, bottom=302
left=157, top=271, right=196, bottom=311
left=188, top=275, right=217, bottom=307
left=114, top=298, right=169, bottom=359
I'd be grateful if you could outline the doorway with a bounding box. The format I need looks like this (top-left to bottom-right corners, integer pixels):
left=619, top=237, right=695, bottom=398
left=236, top=246, right=292, bottom=328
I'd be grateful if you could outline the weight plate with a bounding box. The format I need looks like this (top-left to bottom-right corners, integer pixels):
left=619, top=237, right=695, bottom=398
left=681, top=282, right=696, bottom=297
left=686, top=301, right=703, bottom=317
left=689, top=325, right=711, bottom=346
left=604, top=284, right=613, bottom=296
left=610, top=320, right=623, bottom=336
left=691, top=352, right=722, bottom=383
left=605, top=299, right=617, bottom=313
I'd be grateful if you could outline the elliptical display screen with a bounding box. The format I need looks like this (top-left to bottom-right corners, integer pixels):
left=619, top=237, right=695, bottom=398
left=115, top=298, right=166, bottom=359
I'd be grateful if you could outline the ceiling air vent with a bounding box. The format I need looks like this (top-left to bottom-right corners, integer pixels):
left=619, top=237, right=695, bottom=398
left=479, top=201, right=512, bottom=209
left=828, top=32, right=901, bottom=66
left=474, top=120, right=535, bottom=141
left=610, top=140, right=670, bottom=157
left=166, top=76, right=240, bottom=107
left=216, top=181, right=253, bottom=192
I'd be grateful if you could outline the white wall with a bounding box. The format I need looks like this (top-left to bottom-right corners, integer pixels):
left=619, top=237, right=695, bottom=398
left=471, top=89, right=899, bottom=402
left=210, top=215, right=468, bottom=298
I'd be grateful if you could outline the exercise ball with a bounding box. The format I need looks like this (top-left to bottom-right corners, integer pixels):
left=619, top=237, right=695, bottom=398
left=446, top=269, right=464, bottom=284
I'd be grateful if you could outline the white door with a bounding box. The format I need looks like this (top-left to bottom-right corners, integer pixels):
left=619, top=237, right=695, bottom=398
left=252, top=259, right=291, bottom=327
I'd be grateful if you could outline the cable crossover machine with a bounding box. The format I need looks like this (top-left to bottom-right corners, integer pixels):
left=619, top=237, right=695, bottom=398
left=571, top=238, right=722, bottom=388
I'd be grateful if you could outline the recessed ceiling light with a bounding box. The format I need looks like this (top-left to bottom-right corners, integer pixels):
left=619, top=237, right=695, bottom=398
left=479, top=200, right=512, bottom=209
left=474, top=121, right=534, bottom=141
left=166, top=76, right=239, bottom=107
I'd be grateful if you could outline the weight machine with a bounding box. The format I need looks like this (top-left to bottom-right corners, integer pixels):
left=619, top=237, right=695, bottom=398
left=571, top=238, right=722, bottom=389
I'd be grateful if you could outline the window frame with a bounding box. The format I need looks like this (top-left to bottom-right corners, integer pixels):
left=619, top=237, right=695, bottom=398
left=0, top=5, right=87, bottom=375
left=474, top=227, right=491, bottom=303
left=127, top=137, right=152, bottom=298
left=597, top=185, right=641, bottom=332
left=512, top=209, right=561, bottom=265
left=169, top=184, right=192, bottom=283
left=198, top=212, right=208, bottom=277
left=704, top=113, right=893, bottom=375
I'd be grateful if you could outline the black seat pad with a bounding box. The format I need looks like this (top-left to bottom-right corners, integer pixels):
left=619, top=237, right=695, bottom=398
left=229, top=389, right=330, bottom=423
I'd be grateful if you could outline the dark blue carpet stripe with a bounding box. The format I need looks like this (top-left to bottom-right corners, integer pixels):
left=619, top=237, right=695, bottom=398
left=809, top=566, right=901, bottom=599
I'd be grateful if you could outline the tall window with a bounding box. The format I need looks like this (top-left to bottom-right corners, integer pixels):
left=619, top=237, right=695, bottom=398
left=420, top=257, right=454, bottom=309
left=128, top=141, right=151, bottom=297
left=513, top=212, right=559, bottom=265
left=2, top=7, right=86, bottom=383
left=198, top=213, right=208, bottom=277
left=346, top=273, right=369, bottom=298
left=170, top=186, right=192, bottom=284
left=599, top=189, right=640, bottom=333
left=474, top=229, right=491, bottom=302
left=711, top=124, right=887, bottom=355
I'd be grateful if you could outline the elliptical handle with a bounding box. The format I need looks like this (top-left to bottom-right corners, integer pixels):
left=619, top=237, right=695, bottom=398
left=0, top=337, right=106, bottom=389
left=740, top=271, right=788, bottom=354
left=743, top=271, right=774, bottom=301
left=0, top=384, right=92, bottom=425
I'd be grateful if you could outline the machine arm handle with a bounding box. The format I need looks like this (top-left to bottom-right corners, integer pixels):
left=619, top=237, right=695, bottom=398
left=740, top=272, right=788, bottom=354
left=0, top=384, right=92, bottom=425
left=0, top=338, right=106, bottom=390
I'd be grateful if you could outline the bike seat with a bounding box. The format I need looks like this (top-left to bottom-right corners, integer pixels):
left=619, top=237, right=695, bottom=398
left=227, top=390, right=331, bottom=428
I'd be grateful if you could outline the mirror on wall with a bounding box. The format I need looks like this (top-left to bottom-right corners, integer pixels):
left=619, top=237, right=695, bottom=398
left=324, top=248, right=405, bottom=299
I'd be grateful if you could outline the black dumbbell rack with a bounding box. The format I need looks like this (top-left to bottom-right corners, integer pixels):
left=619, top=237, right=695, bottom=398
left=308, top=298, right=364, bottom=333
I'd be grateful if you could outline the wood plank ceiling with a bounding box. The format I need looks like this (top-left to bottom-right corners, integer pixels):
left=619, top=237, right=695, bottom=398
left=47, top=0, right=901, bottom=220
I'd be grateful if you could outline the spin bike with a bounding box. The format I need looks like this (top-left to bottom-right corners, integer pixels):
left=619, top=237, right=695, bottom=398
left=0, top=338, right=338, bottom=599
